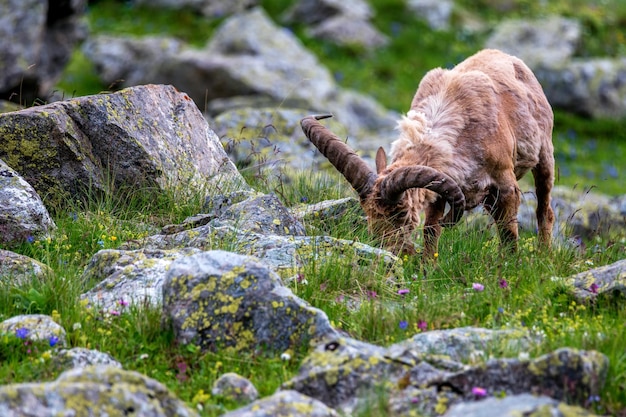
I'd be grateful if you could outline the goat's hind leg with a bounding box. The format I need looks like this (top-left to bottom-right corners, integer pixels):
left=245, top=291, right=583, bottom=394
left=532, top=150, right=555, bottom=247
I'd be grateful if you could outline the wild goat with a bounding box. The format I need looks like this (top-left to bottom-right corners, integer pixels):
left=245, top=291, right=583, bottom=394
left=301, top=49, right=555, bottom=259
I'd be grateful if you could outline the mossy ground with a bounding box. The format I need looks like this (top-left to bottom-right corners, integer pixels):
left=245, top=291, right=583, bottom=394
left=2, top=1, right=625, bottom=416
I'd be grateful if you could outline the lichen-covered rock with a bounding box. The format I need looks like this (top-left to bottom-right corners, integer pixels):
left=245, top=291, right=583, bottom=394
left=386, top=326, right=539, bottom=363
left=80, top=247, right=203, bottom=312
left=282, top=336, right=408, bottom=411
left=221, top=390, right=339, bottom=417
left=162, top=250, right=339, bottom=354
left=0, top=365, right=199, bottom=417
left=283, top=329, right=607, bottom=415
left=0, top=249, right=53, bottom=288
left=0, top=159, right=55, bottom=247
left=215, top=193, right=306, bottom=236
left=0, top=314, right=67, bottom=347
left=441, top=393, right=601, bottom=417
left=292, top=197, right=362, bottom=224
left=0, top=0, right=87, bottom=104
left=52, top=347, right=122, bottom=370
left=122, top=193, right=401, bottom=279
left=0, top=84, right=247, bottom=207
left=561, top=258, right=626, bottom=301
left=212, top=372, right=259, bottom=404
left=485, top=16, right=581, bottom=68
left=128, top=221, right=401, bottom=280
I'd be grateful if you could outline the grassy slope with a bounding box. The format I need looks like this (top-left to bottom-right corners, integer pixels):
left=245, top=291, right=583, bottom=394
left=2, top=0, right=625, bottom=416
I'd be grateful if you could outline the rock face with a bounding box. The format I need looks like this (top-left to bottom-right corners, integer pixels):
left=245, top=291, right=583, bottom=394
left=162, top=250, right=339, bottom=353
left=0, top=0, right=87, bottom=105
left=0, top=84, right=247, bottom=206
left=0, top=159, right=55, bottom=247
left=0, top=365, right=199, bottom=417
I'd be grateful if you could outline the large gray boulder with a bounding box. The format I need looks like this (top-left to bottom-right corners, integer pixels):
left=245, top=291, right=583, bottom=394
left=83, top=9, right=398, bottom=140
left=162, top=250, right=340, bottom=354
left=0, top=0, right=87, bottom=105
left=0, top=365, right=199, bottom=417
left=0, top=84, right=247, bottom=207
left=535, top=58, right=626, bottom=119
left=283, top=329, right=608, bottom=416
left=0, top=159, right=55, bottom=247
left=485, top=16, right=581, bottom=68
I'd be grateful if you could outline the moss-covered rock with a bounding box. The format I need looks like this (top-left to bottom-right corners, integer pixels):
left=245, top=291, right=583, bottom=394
left=0, top=249, right=53, bottom=288
left=80, top=247, right=203, bottom=312
left=0, top=365, right=198, bottom=417
left=221, top=390, right=339, bottom=417
left=0, top=84, right=248, bottom=208
left=283, top=329, right=608, bottom=416
left=162, top=250, right=339, bottom=354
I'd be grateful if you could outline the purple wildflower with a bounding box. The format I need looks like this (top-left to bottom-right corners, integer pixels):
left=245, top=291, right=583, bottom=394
left=472, top=283, right=485, bottom=292
left=49, top=335, right=59, bottom=347
left=471, top=386, right=487, bottom=397
left=499, top=279, right=508, bottom=289
left=397, top=289, right=410, bottom=295
left=399, top=320, right=408, bottom=330
left=417, top=320, right=428, bottom=332
left=589, top=283, right=599, bottom=294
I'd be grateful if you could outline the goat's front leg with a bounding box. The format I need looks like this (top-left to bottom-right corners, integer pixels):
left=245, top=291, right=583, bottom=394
left=484, top=181, right=520, bottom=252
left=422, top=197, right=446, bottom=261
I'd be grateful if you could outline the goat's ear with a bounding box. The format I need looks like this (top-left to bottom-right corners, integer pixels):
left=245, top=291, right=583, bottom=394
left=375, top=147, right=387, bottom=174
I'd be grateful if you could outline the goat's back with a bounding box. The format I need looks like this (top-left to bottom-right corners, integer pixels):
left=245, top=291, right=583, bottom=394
left=409, top=49, right=553, bottom=179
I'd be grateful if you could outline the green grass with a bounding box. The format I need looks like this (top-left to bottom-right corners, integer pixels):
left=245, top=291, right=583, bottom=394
left=3, top=0, right=626, bottom=415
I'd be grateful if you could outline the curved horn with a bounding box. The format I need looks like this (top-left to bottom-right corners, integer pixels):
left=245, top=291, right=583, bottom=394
left=301, top=115, right=376, bottom=199
left=379, top=166, right=466, bottom=226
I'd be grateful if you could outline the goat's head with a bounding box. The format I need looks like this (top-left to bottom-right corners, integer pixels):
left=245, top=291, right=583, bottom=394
left=301, top=114, right=466, bottom=255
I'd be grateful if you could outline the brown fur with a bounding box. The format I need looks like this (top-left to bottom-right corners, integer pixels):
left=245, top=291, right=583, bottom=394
left=303, top=49, right=555, bottom=260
